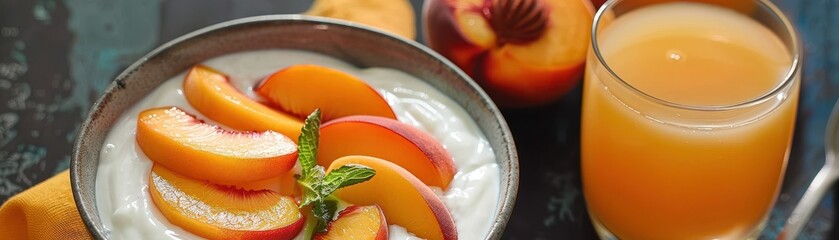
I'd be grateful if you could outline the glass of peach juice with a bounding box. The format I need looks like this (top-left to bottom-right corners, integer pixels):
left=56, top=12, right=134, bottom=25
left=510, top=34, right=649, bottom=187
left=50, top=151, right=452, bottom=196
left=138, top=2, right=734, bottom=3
left=580, top=0, right=801, bottom=239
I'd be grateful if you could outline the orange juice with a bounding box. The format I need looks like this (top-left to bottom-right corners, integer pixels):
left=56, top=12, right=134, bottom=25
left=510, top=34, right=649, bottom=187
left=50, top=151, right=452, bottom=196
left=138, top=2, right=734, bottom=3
left=581, top=2, right=799, bottom=240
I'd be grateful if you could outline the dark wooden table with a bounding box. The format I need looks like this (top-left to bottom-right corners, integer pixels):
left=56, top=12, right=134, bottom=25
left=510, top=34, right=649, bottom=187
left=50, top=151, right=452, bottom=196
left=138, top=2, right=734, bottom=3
left=0, top=0, right=835, bottom=239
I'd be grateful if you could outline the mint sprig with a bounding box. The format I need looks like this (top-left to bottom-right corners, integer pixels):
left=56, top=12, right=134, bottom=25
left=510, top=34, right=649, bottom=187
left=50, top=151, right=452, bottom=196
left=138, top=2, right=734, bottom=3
left=295, top=109, right=376, bottom=234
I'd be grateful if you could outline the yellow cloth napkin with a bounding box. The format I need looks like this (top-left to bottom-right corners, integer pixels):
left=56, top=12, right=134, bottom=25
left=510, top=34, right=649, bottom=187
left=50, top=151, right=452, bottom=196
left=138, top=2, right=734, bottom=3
left=0, top=170, right=93, bottom=239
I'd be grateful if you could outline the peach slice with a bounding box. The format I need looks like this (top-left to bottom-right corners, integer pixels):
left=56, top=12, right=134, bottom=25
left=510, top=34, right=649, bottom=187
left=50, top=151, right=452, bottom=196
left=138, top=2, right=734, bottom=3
left=255, top=64, right=397, bottom=122
left=183, top=65, right=303, bottom=142
left=314, top=205, right=388, bottom=240
left=318, top=116, right=456, bottom=188
left=328, top=156, right=457, bottom=240
left=136, top=107, right=297, bottom=183
left=149, top=164, right=304, bottom=240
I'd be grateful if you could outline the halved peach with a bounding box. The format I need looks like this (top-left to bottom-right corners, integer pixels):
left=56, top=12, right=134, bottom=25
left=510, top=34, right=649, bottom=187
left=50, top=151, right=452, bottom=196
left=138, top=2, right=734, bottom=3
left=425, top=0, right=594, bottom=107
left=314, top=205, right=388, bottom=240
left=255, top=64, right=397, bottom=122
left=478, top=0, right=593, bottom=106
left=136, top=107, right=297, bottom=183
left=329, top=156, right=457, bottom=240
left=319, top=116, right=456, bottom=188
left=149, top=164, right=304, bottom=240
left=183, top=65, right=303, bottom=142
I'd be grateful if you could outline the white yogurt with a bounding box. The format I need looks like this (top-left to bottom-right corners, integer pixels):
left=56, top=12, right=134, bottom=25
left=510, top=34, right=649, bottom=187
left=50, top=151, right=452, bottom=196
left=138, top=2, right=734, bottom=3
left=95, top=50, right=500, bottom=240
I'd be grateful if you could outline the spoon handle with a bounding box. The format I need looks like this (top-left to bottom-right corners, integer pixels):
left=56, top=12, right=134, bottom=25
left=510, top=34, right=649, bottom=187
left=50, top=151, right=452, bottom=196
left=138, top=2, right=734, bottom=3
left=779, top=158, right=839, bottom=240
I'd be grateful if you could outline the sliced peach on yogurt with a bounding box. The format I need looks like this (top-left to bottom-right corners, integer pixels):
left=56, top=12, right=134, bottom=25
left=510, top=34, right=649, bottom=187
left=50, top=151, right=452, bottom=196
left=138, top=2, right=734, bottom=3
left=136, top=107, right=297, bottom=183
left=319, top=116, right=456, bottom=188
left=183, top=65, right=303, bottom=142
left=255, top=64, right=397, bottom=122
left=149, top=164, right=304, bottom=240
left=328, top=156, right=457, bottom=240
left=314, top=205, right=388, bottom=240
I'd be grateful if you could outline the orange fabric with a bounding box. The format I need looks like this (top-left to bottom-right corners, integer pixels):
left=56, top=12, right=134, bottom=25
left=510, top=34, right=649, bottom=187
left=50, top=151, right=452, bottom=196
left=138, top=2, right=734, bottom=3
left=0, top=170, right=93, bottom=239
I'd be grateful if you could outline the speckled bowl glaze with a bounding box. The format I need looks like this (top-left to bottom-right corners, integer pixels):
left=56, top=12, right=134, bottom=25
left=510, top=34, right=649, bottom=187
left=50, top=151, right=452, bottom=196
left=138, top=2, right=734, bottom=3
left=70, top=15, right=518, bottom=239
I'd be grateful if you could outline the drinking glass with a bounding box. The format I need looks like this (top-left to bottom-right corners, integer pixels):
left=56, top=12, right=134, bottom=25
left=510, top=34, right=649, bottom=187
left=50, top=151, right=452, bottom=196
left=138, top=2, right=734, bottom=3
left=580, top=0, right=801, bottom=239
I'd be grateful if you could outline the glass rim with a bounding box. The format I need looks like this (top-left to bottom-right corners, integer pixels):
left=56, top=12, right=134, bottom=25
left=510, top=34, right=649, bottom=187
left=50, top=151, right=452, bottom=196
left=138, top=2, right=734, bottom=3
left=591, top=0, right=802, bottom=111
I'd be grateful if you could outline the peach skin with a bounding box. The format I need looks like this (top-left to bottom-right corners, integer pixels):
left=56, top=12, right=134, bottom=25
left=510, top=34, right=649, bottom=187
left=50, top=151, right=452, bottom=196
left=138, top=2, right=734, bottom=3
left=319, top=115, right=456, bottom=188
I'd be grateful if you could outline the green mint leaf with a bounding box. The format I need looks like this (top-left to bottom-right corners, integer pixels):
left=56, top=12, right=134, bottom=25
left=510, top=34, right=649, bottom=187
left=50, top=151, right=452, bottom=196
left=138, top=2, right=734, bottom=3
left=297, top=165, right=326, bottom=208
left=298, top=109, right=322, bottom=177
left=296, top=109, right=323, bottom=210
left=299, top=191, right=316, bottom=207
left=291, top=109, right=376, bottom=236
left=312, top=199, right=338, bottom=233
left=297, top=178, right=318, bottom=207
left=320, top=164, right=376, bottom=196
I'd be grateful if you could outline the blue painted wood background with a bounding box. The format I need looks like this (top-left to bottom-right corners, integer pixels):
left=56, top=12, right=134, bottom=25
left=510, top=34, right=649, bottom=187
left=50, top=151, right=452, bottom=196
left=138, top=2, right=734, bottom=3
left=0, top=0, right=835, bottom=239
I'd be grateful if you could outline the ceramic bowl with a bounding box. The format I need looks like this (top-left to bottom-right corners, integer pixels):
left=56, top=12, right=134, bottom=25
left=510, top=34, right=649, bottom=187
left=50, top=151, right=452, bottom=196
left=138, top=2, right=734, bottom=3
left=70, top=15, right=518, bottom=239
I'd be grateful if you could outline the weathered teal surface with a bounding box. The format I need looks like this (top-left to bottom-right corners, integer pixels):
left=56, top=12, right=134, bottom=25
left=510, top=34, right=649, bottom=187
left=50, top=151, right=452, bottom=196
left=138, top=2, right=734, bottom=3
left=0, top=0, right=835, bottom=239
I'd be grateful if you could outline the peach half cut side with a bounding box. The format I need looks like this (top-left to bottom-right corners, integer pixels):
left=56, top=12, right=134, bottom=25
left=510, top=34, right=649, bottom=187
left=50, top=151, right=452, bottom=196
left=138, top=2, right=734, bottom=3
left=183, top=65, right=303, bottom=142
left=329, top=156, right=457, bottom=240
left=255, top=64, right=397, bottom=122
left=318, top=115, right=456, bottom=188
left=314, top=205, right=389, bottom=240
left=136, top=107, right=297, bottom=183
left=425, top=0, right=595, bottom=107
left=149, top=164, right=304, bottom=240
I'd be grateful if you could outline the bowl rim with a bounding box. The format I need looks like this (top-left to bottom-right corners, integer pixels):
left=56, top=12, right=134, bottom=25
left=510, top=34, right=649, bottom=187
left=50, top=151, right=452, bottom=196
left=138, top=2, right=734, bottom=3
left=71, top=14, right=519, bottom=240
